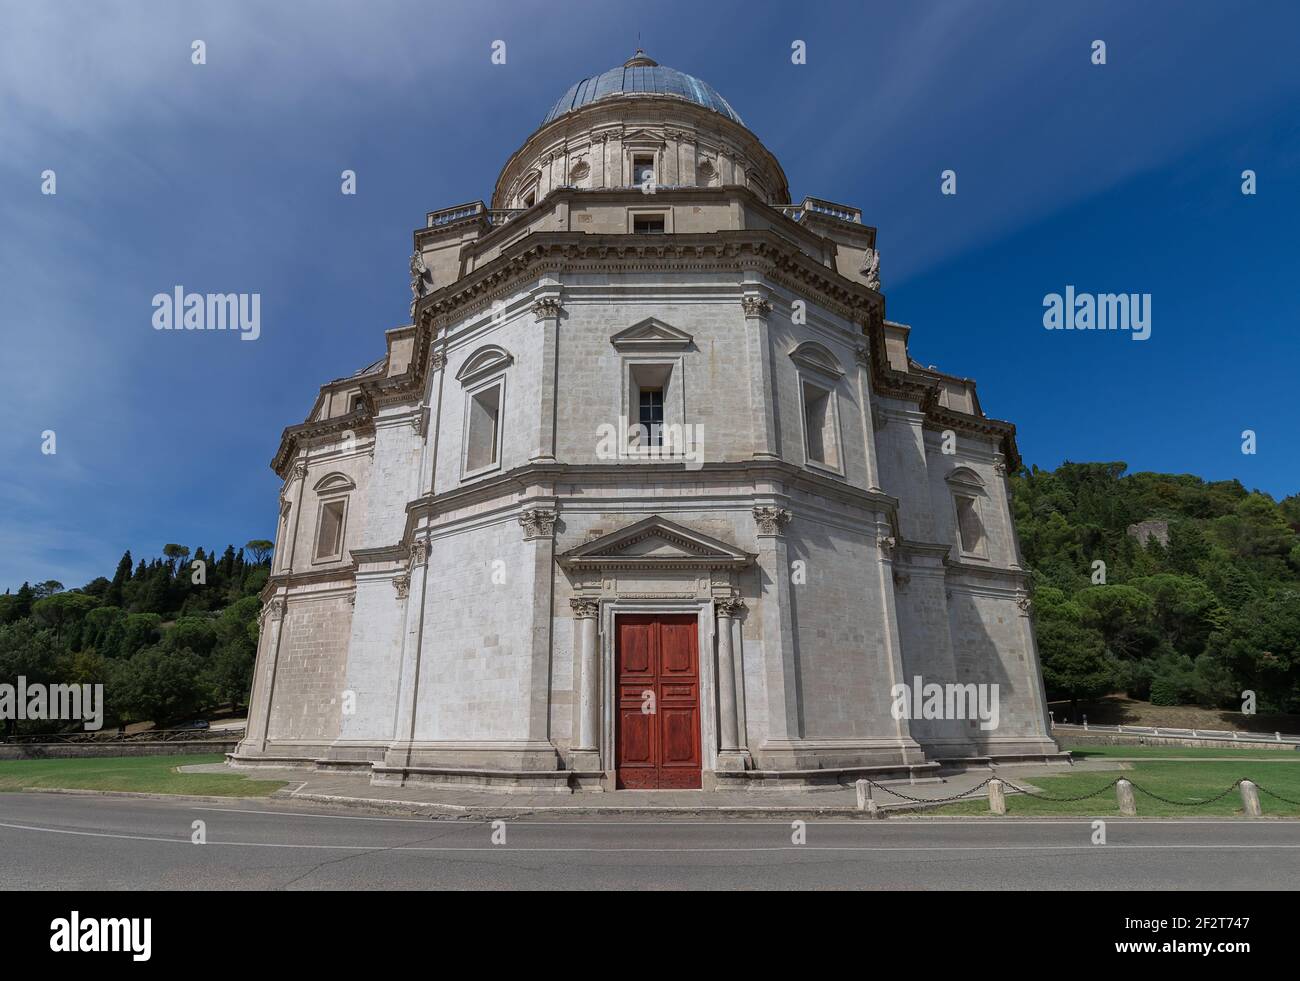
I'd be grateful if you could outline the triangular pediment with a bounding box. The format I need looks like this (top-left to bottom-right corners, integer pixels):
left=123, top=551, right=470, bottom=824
left=610, top=318, right=694, bottom=352
left=558, top=516, right=754, bottom=570
left=621, top=129, right=666, bottom=147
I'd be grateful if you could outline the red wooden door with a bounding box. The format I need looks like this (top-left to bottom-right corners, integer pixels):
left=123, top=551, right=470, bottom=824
left=615, top=614, right=701, bottom=789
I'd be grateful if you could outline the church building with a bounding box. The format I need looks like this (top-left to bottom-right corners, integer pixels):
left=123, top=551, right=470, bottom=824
left=233, top=52, right=1059, bottom=791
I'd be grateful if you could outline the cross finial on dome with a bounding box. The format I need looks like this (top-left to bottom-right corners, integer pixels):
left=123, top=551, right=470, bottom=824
left=624, top=49, right=658, bottom=68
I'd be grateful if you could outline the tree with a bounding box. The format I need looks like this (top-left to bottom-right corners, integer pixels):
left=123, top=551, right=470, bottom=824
left=105, top=550, right=132, bottom=607
left=33, top=580, right=64, bottom=600
left=31, top=592, right=99, bottom=646
left=162, top=544, right=190, bottom=573
left=1038, top=620, right=1117, bottom=719
left=116, top=613, right=162, bottom=660
left=1031, top=588, right=1118, bottom=718
left=112, top=646, right=204, bottom=725
left=1075, top=585, right=1156, bottom=660
left=0, top=620, right=61, bottom=737
left=0, top=583, right=35, bottom=625
left=164, top=617, right=218, bottom=658
left=1130, top=574, right=1225, bottom=659
left=1209, top=590, right=1300, bottom=713
left=245, top=540, right=274, bottom=565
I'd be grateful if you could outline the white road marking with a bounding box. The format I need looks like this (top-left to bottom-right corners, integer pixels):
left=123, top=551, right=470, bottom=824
left=194, top=806, right=431, bottom=823
left=2, top=820, right=1299, bottom=853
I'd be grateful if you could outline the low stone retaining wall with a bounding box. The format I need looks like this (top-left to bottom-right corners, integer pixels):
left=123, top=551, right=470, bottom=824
left=0, top=741, right=240, bottom=760
left=1059, top=732, right=1297, bottom=752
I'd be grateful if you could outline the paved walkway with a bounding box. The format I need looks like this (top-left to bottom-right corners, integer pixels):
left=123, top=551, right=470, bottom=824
left=185, top=758, right=1127, bottom=817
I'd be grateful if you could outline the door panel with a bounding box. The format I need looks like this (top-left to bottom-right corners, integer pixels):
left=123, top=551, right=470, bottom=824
left=615, top=614, right=701, bottom=790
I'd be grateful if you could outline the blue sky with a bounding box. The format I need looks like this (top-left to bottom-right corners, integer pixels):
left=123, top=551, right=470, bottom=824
left=2, top=0, right=1297, bottom=591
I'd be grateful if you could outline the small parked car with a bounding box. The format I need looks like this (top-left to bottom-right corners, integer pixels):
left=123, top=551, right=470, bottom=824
left=173, top=719, right=210, bottom=731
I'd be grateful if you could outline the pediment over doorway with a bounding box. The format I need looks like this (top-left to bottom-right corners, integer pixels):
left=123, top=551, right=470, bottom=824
left=557, top=516, right=754, bottom=571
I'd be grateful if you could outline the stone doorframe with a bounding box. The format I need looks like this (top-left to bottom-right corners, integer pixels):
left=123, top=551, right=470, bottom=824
left=601, top=600, right=714, bottom=781
left=557, top=515, right=756, bottom=784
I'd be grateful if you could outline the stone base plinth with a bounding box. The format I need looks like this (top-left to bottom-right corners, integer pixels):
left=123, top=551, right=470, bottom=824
left=753, top=737, right=928, bottom=772
left=370, top=763, right=597, bottom=794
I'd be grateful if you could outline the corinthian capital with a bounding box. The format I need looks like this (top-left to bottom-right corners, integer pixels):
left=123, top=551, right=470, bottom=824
left=716, top=595, right=746, bottom=618
left=570, top=597, right=599, bottom=619
left=519, top=507, right=558, bottom=540
left=261, top=598, right=286, bottom=624
left=741, top=295, right=772, bottom=319
left=531, top=296, right=563, bottom=320
left=753, top=506, right=792, bottom=537
left=409, top=538, right=429, bottom=566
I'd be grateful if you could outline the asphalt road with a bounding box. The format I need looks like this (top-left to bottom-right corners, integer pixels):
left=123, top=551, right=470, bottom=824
left=1, top=792, right=1297, bottom=890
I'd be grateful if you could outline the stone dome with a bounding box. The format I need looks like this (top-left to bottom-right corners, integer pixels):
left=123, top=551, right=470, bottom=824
left=541, top=50, right=745, bottom=128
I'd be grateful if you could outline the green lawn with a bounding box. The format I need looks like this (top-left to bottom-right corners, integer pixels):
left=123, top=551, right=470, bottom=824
left=1067, top=744, right=1300, bottom=761
left=932, top=751, right=1300, bottom=817
left=0, top=754, right=287, bottom=797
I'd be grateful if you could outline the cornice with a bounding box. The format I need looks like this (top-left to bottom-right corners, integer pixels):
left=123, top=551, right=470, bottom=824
left=866, top=318, right=1021, bottom=469
left=401, top=460, right=900, bottom=545
left=259, top=562, right=358, bottom=602
left=943, top=556, right=1030, bottom=588
left=415, top=227, right=882, bottom=332
left=271, top=407, right=376, bottom=477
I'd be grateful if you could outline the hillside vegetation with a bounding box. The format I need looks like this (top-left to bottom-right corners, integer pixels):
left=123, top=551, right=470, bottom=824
left=0, top=543, right=271, bottom=734
left=1013, top=463, right=1300, bottom=716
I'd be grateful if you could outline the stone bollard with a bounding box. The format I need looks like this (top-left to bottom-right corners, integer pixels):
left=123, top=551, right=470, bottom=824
left=988, top=778, right=1007, bottom=815
left=1240, top=780, right=1262, bottom=817
left=855, top=778, right=870, bottom=811
left=1116, top=779, right=1137, bottom=816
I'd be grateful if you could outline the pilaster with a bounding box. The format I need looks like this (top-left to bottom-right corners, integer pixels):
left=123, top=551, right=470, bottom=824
left=742, top=293, right=780, bottom=461
left=530, top=293, right=562, bottom=463
left=752, top=505, right=798, bottom=742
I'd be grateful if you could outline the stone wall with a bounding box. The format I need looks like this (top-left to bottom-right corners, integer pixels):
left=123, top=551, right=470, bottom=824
left=0, top=741, right=240, bottom=760
left=266, top=593, right=353, bottom=751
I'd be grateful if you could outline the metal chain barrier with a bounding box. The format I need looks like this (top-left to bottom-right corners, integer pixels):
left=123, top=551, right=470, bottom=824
left=863, top=776, right=996, bottom=804
left=1128, top=778, right=1244, bottom=807
left=1253, top=783, right=1300, bottom=806
left=998, top=777, right=1122, bottom=803
left=865, top=775, right=1299, bottom=808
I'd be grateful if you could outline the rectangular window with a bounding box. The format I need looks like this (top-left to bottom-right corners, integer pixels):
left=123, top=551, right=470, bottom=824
left=315, top=500, right=345, bottom=561
left=627, top=363, right=674, bottom=451
left=466, top=383, right=502, bottom=473
left=633, top=214, right=664, bottom=234
left=802, top=381, right=839, bottom=469
left=955, top=495, right=983, bottom=553
left=633, top=154, right=655, bottom=187
left=277, top=503, right=292, bottom=570
left=638, top=387, right=664, bottom=446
